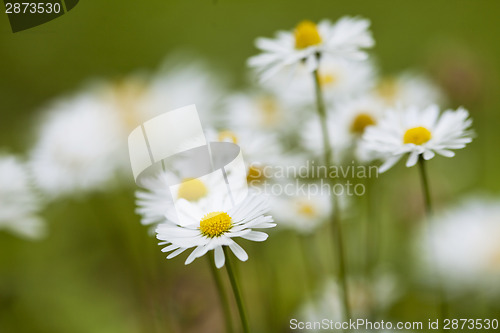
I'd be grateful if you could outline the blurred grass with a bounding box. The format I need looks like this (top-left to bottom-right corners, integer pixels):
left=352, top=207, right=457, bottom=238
left=1, top=1, right=500, bottom=332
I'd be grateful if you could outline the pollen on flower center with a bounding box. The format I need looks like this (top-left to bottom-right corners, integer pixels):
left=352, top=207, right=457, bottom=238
left=403, top=127, right=432, bottom=145
left=218, top=130, right=239, bottom=144
left=294, top=20, right=322, bottom=49
left=350, top=113, right=376, bottom=134
left=178, top=178, right=207, bottom=201
left=199, top=211, right=232, bottom=237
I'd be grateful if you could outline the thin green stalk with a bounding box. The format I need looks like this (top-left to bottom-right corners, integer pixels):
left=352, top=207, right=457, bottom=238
left=417, top=156, right=449, bottom=330
left=312, top=69, right=351, bottom=322
left=207, top=255, right=234, bottom=333
left=223, top=247, right=250, bottom=333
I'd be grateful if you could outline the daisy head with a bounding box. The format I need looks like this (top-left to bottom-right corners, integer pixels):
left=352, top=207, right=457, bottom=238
left=247, top=17, right=374, bottom=82
left=263, top=56, right=376, bottom=107
left=374, top=72, right=445, bottom=108
left=156, top=193, right=276, bottom=268
left=271, top=184, right=330, bottom=234
left=362, top=104, right=473, bottom=172
left=418, top=197, right=500, bottom=296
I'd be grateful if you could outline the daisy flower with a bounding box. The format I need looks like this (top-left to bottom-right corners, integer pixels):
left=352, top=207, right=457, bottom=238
left=156, top=193, right=276, bottom=268
left=374, top=72, right=445, bottom=108
left=361, top=104, right=473, bottom=173
left=302, top=114, right=351, bottom=163
left=263, top=56, right=376, bottom=106
left=0, top=155, right=46, bottom=239
left=271, top=184, right=330, bottom=235
left=136, top=170, right=230, bottom=227
left=248, top=17, right=374, bottom=81
left=206, top=127, right=281, bottom=167
left=29, top=92, right=124, bottom=198
left=334, top=96, right=385, bottom=162
left=223, top=92, right=299, bottom=134
left=298, top=276, right=399, bottom=328
left=418, top=197, right=500, bottom=296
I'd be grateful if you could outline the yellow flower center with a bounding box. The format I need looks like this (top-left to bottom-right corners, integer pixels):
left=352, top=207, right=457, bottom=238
left=319, top=73, right=337, bottom=87
left=218, top=130, right=239, bottom=144
left=199, top=211, right=232, bottom=238
left=177, top=178, right=208, bottom=201
left=376, top=77, right=398, bottom=103
left=297, top=201, right=317, bottom=217
left=403, top=127, right=432, bottom=145
left=294, top=20, right=322, bottom=49
left=247, top=165, right=267, bottom=185
left=258, top=97, right=281, bottom=126
left=350, top=113, right=376, bottom=134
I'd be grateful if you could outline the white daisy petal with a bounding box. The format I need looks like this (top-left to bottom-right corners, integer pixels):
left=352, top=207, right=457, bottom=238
left=228, top=241, right=249, bottom=262
left=214, top=245, right=225, bottom=268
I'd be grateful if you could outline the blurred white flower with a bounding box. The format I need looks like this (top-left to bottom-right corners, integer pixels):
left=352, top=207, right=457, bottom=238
left=136, top=171, right=228, bottom=227
left=418, top=197, right=500, bottom=296
left=248, top=17, right=374, bottom=81
left=362, top=105, right=473, bottom=172
left=334, top=96, right=386, bottom=163
left=298, top=276, right=399, bottom=329
left=264, top=56, right=376, bottom=106
left=156, top=193, right=275, bottom=268
left=30, top=93, right=124, bottom=198
left=374, top=73, right=445, bottom=108
left=270, top=184, right=330, bottom=234
left=223, top=92, right=299, bottom=133
left=302, top=115, right=350, bottom=163
left=206, top=127, right=281, bottom=167
left=0, top=155, right=45, bottom=239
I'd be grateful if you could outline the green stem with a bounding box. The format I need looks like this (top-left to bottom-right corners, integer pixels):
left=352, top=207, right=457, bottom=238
left=312, top=69, right=351, bottom=322
left=418, top=157, right=432, bottom=215
left=223, top=247, right=250, bottom=333
left=207, top=255, right=234, bottom=333
left=417, top=156, right=448, bottom=330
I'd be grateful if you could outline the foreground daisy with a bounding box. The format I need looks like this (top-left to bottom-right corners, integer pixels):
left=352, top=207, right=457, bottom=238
left=156, top=193, right=275, bottom=268
left=418, top=197, right=500, bottom=296
left=248, top=17, right=374, bottom=81
left=0, top=155, right=45, bottom=239
left=362, top=105, right=473, bottom=172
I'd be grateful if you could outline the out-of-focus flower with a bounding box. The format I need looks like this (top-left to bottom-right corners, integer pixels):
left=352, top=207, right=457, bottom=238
left=0, top=155, right=45, bottom=239
left=264, top=56, right=376, bottom=106
left=136, top=171, right=229, bottom=227
left=334, top=96, right=385, bottom=163
left=223, top=92, right=298, bottom=134
left=298, top=276, right=399, bottom=328
left=271, top=184, right=330, bottom=234
left=156, top=193, right=276, bottom=268
left=207, top=127, right=281, bottom=167
left=29, top=92, right=124, bottom=198
left=302, top=114, right=350, bottom=163
left=418, top=197, right=500, bottom=296
left=374, top=73, right=445, bottom=108
left=361, top=105, right=473, bottom=172
left=248, top=17, right=374, bottom=81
